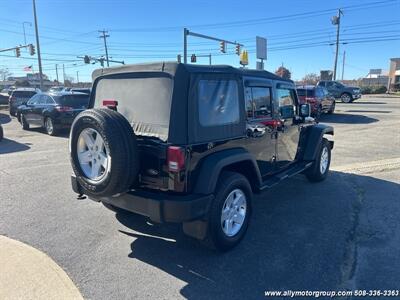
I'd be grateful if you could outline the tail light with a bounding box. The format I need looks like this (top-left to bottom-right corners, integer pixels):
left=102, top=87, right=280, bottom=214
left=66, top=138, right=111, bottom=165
left=103, top=99, right=118, bottom=110
left=55, top=106, right=73, bottom=112
left=167, top=146, right=185, bottom=172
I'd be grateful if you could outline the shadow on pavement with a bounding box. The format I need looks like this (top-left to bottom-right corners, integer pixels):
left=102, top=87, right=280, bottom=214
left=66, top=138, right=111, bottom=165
left=345, top=110, right=391, bottom=114
left=320, top=113, right=378, bottom=124
left=113, top=171, right=400, bottom=299
left=0, top=113, right=11, bottom=125
left=352, top=101, right=387, bottom=105
left=26, top=127, right=70, bottom=139
left=0, top=138, right=30, bottom=154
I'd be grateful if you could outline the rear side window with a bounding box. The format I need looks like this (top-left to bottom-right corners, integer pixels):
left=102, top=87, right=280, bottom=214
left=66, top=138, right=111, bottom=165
left=277, top=88, right=296, bottom=107
left=58, top=95, right=89, bottom=108
left=245, top=87, right=272, bottom=118
left=198, top=79, right=239, bottom=127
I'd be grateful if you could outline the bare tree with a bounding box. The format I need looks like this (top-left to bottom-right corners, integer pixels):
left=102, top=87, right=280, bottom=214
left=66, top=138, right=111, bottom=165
left=275, top=66, right=291, bottom=80
left=0, top=68, right=12, bottom=81
left=302, top=73, right=320, bottom=85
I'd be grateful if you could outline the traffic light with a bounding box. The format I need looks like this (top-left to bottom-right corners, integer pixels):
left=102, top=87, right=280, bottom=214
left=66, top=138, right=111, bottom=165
left=190, top=54, right=196, bottom=63
left=219, top=41, right=226, bottom=53
left=29, top=44, right=35, bottom=56
left=83, top=55, right=90, bottom=64
left=15, top=47, right=21, bottom=57
left=235, top=44, right=241, bottom=56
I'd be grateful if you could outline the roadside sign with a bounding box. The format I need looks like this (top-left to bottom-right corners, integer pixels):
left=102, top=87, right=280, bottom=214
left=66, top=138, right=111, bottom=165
left=256, top=36, right=267, bottom=60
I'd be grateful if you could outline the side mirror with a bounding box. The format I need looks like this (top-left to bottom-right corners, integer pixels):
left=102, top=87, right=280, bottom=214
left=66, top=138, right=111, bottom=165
left=279, top=105, right=295, bottom=119
left=300, top=104, right=311, bottom=117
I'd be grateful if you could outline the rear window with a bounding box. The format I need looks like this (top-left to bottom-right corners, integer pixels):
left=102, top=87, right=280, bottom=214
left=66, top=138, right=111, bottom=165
left=198, top=79, right=239, bottom=127
left=12, top=91, right=36, bottom=98
left=93, top=77, right=173, bottom=141
left=57, top=95, right=89, bottom=108
left=297, top=89, right=315, bottom=97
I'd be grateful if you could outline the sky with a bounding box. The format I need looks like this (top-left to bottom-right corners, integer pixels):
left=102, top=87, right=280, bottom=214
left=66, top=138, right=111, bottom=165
left=0, top=0, right=399, bottom=83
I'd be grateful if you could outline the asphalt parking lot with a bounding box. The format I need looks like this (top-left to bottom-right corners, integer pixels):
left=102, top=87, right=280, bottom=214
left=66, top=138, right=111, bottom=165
left=0, top=95, right=399, bottom=299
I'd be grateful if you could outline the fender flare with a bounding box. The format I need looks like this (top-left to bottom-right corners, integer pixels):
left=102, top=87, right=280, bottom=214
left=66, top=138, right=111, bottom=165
left=303, top=124, right=334, bottom=161
left=193, top=148, right=262, bottom=195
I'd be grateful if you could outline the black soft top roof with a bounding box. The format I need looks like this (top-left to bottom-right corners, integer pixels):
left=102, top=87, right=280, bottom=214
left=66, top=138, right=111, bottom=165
left=92, top=61, right=292, bottom=83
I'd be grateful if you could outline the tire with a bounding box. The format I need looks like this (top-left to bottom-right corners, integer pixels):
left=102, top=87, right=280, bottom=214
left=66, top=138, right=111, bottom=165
left=9, top=109, right=16, bottom=117
left=21, top=115, right=29, bottom=130
left=45, top=117, right=58, bottom=136
left=312, top=105, right=322, bottom=122
left=305, top=138, right=331, bottom=182
left=0, top=125, right=3, bottom=141
left=205, top=171, right=252, bottom=252
left=340, top=93, right=353, bottom=103
left=327, top=101, right=335, bottom=114
left=69, top=108, right=139, bottom=198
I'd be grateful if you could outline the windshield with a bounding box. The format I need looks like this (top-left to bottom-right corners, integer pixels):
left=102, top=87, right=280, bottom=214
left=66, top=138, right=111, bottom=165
left=56, top=94, right=89, bottom=108
left=94, top=76, right=173, bottom=141
left=296, top=89, right=315, bottom=97
left=12, top=91, right=36, bottom=98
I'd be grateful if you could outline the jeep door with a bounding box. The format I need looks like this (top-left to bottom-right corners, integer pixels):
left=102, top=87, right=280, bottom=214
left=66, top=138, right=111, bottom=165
left=243, top=79, right=276, bottom=176
left=274, top=84, right=301, bottom=169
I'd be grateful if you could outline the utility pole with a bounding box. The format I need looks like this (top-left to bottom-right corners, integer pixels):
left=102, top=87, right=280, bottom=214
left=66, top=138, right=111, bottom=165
left=76, top=71, right=79, bottom=84
left=99, top=30, right=110, bottom=67
left=55, top=64, right=59, bottom=85
left=183, top=28, right=188, bottom=64
left=332, top=8, right=343, bottom=81
left=341, top=50, right=346, bottom=80
left=32, top=0, right=43, bottom=90
left=62, top=64, right=65, bottom=85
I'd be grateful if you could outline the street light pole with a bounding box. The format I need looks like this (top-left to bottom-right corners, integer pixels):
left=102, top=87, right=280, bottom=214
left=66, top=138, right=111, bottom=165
left=32, top=0, right=43, bottom=90
left=76, top=71, right=79, bottom=84
left=22, top=22, right=32, bottom=46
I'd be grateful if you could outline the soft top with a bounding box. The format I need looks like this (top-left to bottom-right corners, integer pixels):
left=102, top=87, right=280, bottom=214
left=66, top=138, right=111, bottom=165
left=92, top=61, right=292, bottom=83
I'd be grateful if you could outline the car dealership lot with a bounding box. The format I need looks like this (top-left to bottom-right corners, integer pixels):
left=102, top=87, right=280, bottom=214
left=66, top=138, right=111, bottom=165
left=0, top=96, right=399, bottom=299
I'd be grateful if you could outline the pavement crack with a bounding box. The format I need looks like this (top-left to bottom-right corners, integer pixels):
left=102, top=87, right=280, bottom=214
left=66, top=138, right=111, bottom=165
left=337, top=174, right=366, bottom=296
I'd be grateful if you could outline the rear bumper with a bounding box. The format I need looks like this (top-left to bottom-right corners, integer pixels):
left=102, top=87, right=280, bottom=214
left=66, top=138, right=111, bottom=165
left=71, top=175, right=213, bottom=223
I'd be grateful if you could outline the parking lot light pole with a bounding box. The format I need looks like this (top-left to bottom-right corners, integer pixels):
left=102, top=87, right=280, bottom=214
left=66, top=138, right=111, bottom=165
left=32, top=0, right=43, bottom=90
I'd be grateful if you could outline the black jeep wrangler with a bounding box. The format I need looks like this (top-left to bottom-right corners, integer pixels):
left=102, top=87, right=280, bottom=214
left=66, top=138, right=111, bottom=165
left=69, top=62, right=333, bottom=251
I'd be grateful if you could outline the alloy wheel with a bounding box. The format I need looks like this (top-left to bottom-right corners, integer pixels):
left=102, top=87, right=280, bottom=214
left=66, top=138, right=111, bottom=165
left=220, top=189, right=247, bottom=237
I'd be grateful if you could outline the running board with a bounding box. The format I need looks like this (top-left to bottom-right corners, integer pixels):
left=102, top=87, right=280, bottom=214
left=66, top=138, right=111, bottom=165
left=260, top=162, right=312, bottom=190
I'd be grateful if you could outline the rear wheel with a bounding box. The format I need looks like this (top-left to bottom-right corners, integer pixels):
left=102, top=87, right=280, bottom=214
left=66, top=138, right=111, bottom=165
left=45, top=117, right=58, bottom=136
left=340, top=93, right=353, bottom=103
left=305, top=138, right=331, bottom=182
left=21, top=115, right=29, bottom=130
left=205, top=171, right=252, bottom=251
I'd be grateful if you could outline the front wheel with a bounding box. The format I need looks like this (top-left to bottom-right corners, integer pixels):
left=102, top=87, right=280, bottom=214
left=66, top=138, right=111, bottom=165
left=205, top=171, right=252, bottom=251
left=328, top=101, right=335, bottom=114
left=340, top=93, right=353, bottom=103
left=21, top=115, right=29, bottom=130
left=305, top=138, right=331, bottom=182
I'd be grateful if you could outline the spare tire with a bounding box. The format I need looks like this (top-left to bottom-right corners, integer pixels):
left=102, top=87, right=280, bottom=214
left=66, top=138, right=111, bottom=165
left=69, top=108, right=139, bottom=197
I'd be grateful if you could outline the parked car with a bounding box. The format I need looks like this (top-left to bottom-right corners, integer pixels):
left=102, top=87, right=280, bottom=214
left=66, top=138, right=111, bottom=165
left=48, top=86, right=66, bottom=93
left=317, top=80, right=361, bottom=103
left=71, top=88, right=91, bottom=95
left=8, top=88, right=41, bottom=116
left=18, top=91, right=89, bottom=136
left=69, top=62, right=334, bottom=251
left=296, top=85, right=335, bottom=119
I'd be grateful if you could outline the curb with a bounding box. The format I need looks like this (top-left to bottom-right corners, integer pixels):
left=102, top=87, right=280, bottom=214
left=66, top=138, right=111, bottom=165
left=0, top=235, right=83, bottom=300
